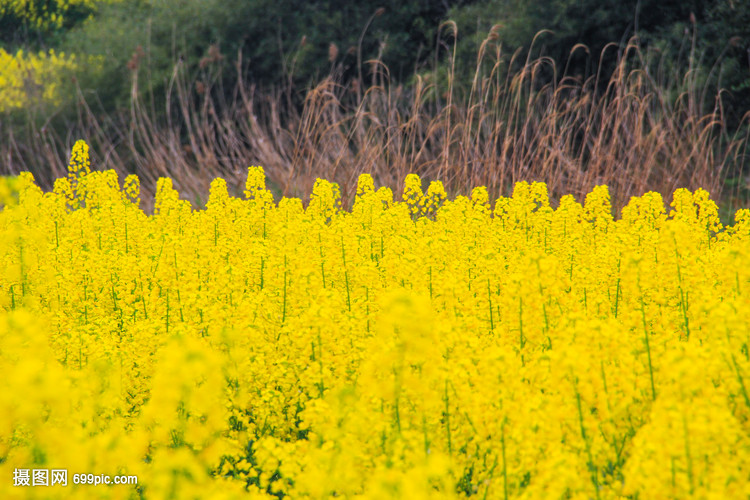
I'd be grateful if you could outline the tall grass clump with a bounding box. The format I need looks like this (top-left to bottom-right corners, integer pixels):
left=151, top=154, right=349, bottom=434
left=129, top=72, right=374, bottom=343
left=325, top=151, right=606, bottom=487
left=1, top=31, right=748, bottom=213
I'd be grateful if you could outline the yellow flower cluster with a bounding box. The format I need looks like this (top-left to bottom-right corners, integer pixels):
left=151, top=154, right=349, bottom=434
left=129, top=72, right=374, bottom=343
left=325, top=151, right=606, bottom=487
left=0, top=48, right=80, bottom=111
left=2, top=140, right=750, bottom=499
left=403, top=174, right=447, bottom=219
left=0, top=0, right=119, bottom=31
left=0, top=175, right=21, bottom=208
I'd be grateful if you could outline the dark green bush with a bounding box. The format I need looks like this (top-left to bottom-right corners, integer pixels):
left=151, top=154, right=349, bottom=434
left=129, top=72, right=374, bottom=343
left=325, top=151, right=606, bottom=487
left=58, top=0, right=464, bottom=116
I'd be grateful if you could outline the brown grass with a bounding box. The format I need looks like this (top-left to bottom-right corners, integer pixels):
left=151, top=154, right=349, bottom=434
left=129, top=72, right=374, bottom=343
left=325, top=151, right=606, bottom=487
left=2, top=31, right=749, bottom=215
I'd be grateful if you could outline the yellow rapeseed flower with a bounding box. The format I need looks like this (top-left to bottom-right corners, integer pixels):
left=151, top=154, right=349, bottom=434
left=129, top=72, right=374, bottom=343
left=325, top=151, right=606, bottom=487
left=1, top=140, right=749, bottom=499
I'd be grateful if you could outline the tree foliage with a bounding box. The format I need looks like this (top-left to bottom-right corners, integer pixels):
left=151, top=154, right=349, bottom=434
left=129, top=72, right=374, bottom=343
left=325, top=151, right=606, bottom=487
left=449, top=0, right=749, bottom=123
left=2, top=0, right=747, bottom=126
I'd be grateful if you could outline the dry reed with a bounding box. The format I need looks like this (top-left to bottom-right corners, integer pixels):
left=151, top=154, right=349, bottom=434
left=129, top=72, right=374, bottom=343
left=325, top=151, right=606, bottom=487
left=2, top=32, right=748, bottom=214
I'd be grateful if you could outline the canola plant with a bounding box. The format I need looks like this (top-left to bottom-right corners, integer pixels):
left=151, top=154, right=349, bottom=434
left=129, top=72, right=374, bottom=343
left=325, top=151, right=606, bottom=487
left=1, top=140, right=749, bottom=499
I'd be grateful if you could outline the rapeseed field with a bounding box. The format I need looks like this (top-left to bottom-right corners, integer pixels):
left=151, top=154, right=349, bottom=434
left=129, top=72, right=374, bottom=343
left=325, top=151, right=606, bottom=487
left=1, top=140, right=749, bottom=498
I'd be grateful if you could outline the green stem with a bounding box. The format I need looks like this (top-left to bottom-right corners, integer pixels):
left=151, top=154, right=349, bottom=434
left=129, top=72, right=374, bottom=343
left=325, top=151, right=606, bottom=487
left=282, top=255, right=288, bottom=323
left=488, top=279, right=494, bottom=332
left=501, top=422, right=509, bottom=500
left=613, top=278, right=620, bottom=318
left=177, top=289, right=184, bottom=322
left=730, top=352, right=750, bottom=411
left=639, top=295, right=657, bottom=400
left=575, top=383, right=601, bottom=500
left=444, top=380, right=452, bottom=455
left=165, top=289, right=170, bottom=333
left=260, top=257, right=265, bottom=290
left=341, top=237, right=350, bottom=312
left=318, top=233, right=326, bottom=288
left=429, top=266, right=433, bottom=300
left=519, top=297, right=525, bottom=349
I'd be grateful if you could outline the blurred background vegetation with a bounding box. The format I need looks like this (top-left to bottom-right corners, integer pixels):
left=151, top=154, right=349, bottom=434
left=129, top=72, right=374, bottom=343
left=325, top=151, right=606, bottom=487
left=1, top=0, right=749, bottom=214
